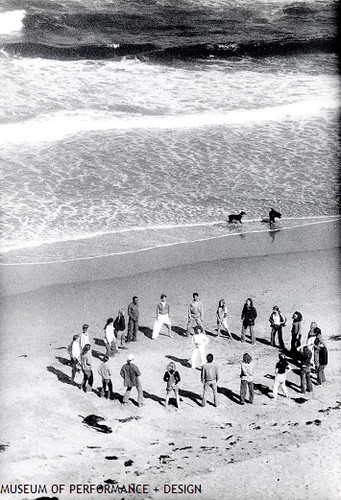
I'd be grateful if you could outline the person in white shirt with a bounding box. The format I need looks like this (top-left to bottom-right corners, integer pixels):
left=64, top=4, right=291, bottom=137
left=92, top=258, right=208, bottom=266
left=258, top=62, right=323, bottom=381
left=152, top=294, right=172, bottom=339
left=191, top=326, right=209, bottom=369
left=67, top=334, right=81, bottom=383
left=104, top=318, right=118, bottom=357
left=80, top=323, right=90, bottom=350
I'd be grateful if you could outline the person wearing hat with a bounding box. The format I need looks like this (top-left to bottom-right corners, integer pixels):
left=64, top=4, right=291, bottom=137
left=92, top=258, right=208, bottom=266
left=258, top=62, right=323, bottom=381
left=80, top=323, right=90, bottom=350
left=163, top=362, right=181, bottom=409
left=272, top=353, right=290, bottom=401
left=80, top=344, right=93, bottom=393
left=120, top=354, right=143, bottom=407
left=269, top=306, right=286, bottom=349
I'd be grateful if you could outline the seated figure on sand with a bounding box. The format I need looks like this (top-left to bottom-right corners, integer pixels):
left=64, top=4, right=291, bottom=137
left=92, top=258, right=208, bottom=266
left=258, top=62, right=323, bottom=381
left=152, top=294, right=172, bottom=339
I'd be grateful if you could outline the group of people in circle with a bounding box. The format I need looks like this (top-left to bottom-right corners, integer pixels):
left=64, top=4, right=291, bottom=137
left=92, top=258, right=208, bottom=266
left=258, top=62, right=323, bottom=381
left=66, top=293, right=329, bottom=408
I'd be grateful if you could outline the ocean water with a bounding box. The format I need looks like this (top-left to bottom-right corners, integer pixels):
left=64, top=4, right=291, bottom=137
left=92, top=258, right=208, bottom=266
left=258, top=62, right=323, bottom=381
left=0, top=0, right=340, bottom=258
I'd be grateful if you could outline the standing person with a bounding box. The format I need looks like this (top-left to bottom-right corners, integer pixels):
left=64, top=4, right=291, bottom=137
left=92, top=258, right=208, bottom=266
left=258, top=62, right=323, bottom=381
left=67, top=334, right=81, bottom=383
left=163, top=362, right=181, bottom=409
left=104, top=317, right=118, bottom=357
left=127, top=296, right=139, bottom=343
left=152, top=294, right=172, bottom=339
left=120, top=354, right=144, bottom=407
left=114, top=309, right=126, bottom=347
left=97, top=355, right=113, bottom=399
left=201, top=353, right=219, bottom=407
left=240, top=353, right=254, bottom=404
left=299, top=346, right=313, bottom=394
left=314, top=336, right=328, bottom=385
left=290, top=311, right=303, bottom=355
left=269, top=306, right=286, bottom=349
left=305, top=322, right=318, bottom=369
left=272, top=353, right=290, bottom=400
left=241, top=298, right=257, bottom=344
left=191, top=327, right=209, bottom=369
left=80, top=344, right=93, bottom=393
left=216, top=299, right=232, bottom=339
left=186, top=293, right=204, bottom=337
left=80, top=324, right=90, bottom=350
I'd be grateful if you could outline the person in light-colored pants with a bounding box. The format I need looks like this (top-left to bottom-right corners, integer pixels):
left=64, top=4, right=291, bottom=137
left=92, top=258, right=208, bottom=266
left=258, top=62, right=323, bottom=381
left=152, top=294, right=172, bottom=339
left=191, top=328, right=209, bottom=369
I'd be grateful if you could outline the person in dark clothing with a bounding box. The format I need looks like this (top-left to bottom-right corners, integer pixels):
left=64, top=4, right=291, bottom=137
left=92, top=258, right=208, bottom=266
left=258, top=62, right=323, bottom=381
left=114, top=309, right=126, bottom=347
left=314, top=337, right=328, bottom=385
left=290, top=311, right=303, bottom=355
left=241, top=298, right=257, bottom=344
left=272, top=353, right=290, bottom=400
left=299, top=346, right=313, bottom=394
left=269, top=306, right=286, bottom=349
left=120, top=354, right=143, bottom=406
left=127, top=296, right=139, bottom=342
left=163, top=362, right=181, bottom=409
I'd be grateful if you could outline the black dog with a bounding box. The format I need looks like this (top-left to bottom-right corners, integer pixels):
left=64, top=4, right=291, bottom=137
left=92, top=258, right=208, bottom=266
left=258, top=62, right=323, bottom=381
left=228, top=211, right=246, bottom=223
left=269, top=208, right=282, bottom=225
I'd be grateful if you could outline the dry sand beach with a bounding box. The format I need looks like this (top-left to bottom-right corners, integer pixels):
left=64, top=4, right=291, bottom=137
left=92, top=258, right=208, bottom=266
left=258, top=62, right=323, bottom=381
left=0, top=220, right=340, bottom=500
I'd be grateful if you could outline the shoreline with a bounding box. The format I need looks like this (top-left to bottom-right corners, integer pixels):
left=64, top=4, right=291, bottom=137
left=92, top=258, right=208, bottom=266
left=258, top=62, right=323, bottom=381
left=0, top=219, right=340, bottom=296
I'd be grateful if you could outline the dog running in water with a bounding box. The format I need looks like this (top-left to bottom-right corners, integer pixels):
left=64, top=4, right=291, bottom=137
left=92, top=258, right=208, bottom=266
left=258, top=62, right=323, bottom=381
left=228, top=211, right=246, bottom=223
left=269, top=208, right=282, bottom=225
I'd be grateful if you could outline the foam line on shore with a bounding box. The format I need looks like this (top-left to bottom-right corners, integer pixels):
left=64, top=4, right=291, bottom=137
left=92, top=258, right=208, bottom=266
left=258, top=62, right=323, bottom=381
left=1, top=214, right=339, bottom=256
left=0, top=219, right=339, bottom=297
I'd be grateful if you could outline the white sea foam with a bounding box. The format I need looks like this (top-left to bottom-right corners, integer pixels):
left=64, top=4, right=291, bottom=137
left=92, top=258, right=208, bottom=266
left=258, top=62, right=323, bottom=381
left=0, top=10, right=25, bottom=35
left=0, top=217, right=339, bottom=265
left=0, top=99, right=338, bottom=144
left=0, top=215, right=339, bottom=255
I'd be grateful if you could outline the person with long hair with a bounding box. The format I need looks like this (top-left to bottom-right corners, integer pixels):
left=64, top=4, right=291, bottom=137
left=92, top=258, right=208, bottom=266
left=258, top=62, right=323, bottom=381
left=216, top=299, right=232, bottom=339
left=104, top=317, right=118, bottom=357
left=290, top=311, right=303, bottom=355
left=269, top=306, right=286, bottom=349
left=241, top=298, right=257, bottom=344
left=240, top=352, right=254, bottom=404
left=163, top=362, right=181, bottom=409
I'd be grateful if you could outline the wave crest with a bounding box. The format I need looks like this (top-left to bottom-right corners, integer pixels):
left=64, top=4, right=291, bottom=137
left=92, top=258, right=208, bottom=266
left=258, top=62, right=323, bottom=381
left=0, top=99, right=338, bottom=144
left=0, top=10, right=25, bottom=35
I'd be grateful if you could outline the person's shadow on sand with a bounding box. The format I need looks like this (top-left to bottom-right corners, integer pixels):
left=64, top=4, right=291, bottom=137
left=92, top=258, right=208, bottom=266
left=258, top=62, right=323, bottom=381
left=165, top=355, right=191, bottom=368
left=56, top=356, right=72, bottom=366
left=179, top=388, right=202, bottom=406
left=171, top=325, right=187, bottom=337
left=47, top=365, right=77, bottom=387
left=143, top=391, right=164, bottom=406
left=217, top=386, right=241, bottom=404
left=139, top=326, right=153, bottom=339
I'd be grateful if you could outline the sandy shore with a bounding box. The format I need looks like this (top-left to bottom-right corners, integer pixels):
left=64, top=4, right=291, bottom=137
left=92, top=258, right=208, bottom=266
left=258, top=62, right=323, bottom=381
left=0, top=222, right=340, bottom=499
